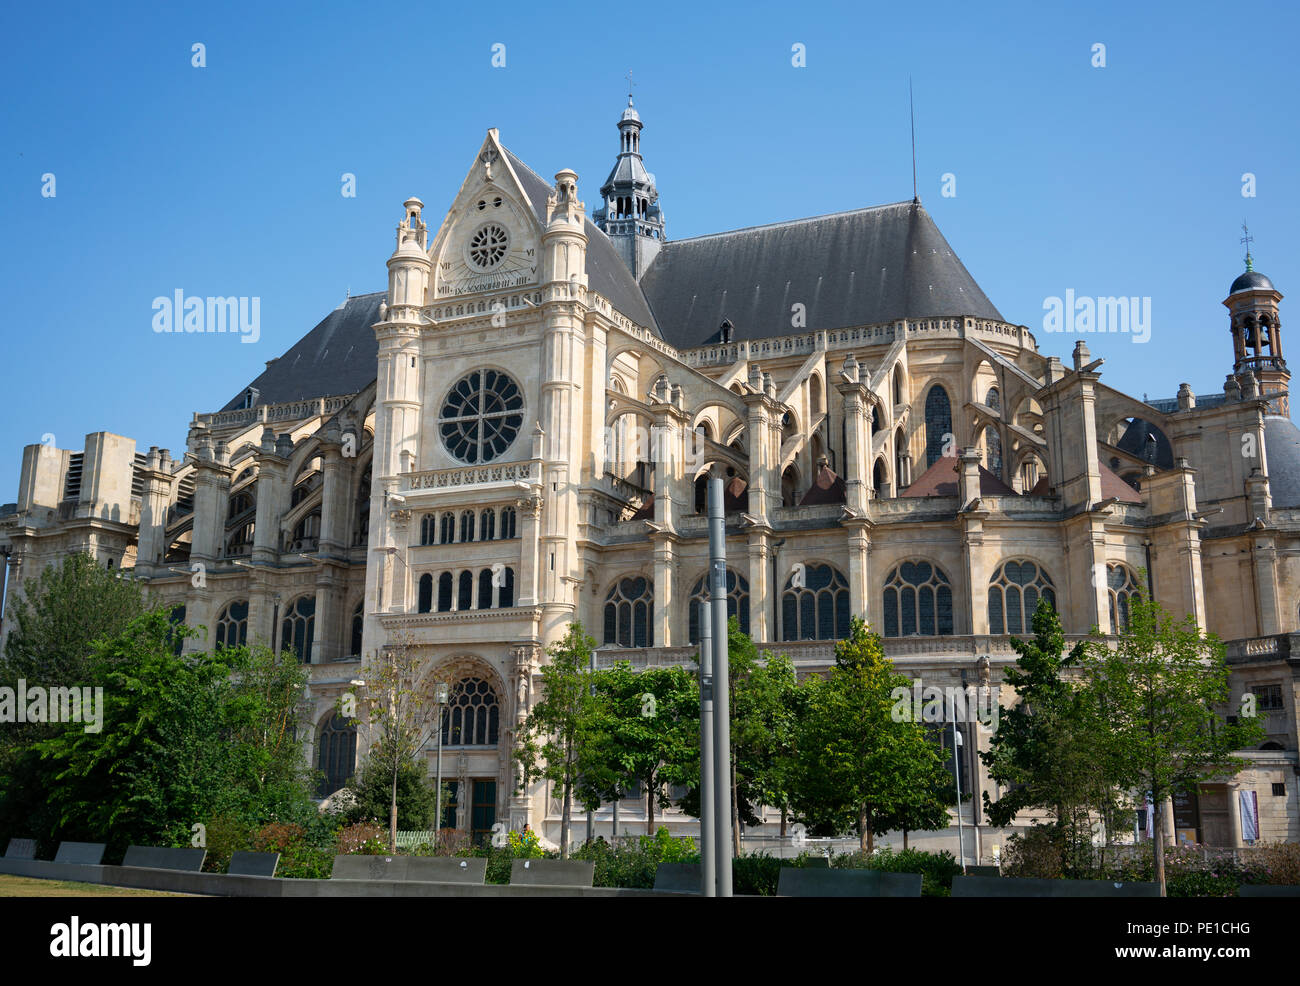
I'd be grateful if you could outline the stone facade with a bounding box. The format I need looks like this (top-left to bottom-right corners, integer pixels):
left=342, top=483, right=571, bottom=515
left=3, top=105, right=1298, bottom=856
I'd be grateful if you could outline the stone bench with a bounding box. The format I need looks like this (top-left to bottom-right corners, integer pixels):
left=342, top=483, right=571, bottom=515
left=122, top=846, right=207, bottom=871
left=951, top=875, right=1159, bottom=897
left=1238, top=884, right=1300, bottom=897
left=653, top=862, right=701, bottom=894
left=54, top=842, right=107, bottom=865
left=4, top=838, right=36, bottom=860
left=509, top=859, right=595, bottom=888
left=228, top=852, right=279, bottom=877
left=777, top=867, right=923, bottom=897
left=331, top=855, right=410, bottom=881
left=331, top=854, right=487, bottom=884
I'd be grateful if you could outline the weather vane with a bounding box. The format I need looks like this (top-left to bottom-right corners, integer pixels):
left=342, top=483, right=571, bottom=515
left=625, top=69, right=636, bottom=100
left=1241, top=220, right=1255, bottom=270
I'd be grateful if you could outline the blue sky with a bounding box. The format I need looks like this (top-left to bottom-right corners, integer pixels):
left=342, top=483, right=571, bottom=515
left=2, top=0, right=1297, bottom=494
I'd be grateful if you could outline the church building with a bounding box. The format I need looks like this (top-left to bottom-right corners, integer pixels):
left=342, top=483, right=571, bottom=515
left=3, top=97, right=1299, bottom=853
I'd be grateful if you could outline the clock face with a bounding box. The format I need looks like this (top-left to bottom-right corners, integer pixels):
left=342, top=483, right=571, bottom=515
left=468, top=222, right=510, bottom=271
left=434, top=191, right=537, bottom=300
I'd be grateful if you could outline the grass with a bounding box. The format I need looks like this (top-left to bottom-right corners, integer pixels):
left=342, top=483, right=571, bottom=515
left=0, top=874, right=195, bottom=897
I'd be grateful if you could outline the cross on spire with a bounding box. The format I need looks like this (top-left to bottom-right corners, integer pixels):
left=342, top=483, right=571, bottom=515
left=1241, top=220, right=1255, bottom=271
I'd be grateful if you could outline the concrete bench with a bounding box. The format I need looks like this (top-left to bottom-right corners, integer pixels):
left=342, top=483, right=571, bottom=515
left=1238, top=884, right=1300, bottom=897
left=53, top=842, right=107, bottom=865
left=777, top=867, right=923, bottom=897
left=406, top=857, right=486, bottom=884
left=228, top=851, right=279, bottom=877
left=4, top=838, right=37, bottom=860
left=951, top=875, right=1159, bottom=897
left=122, top=846, right=207, bottom=871
left=965, top=865, right=1001, bottom=878
left=653, top=862, right=701, bottom=893
left=331, top=855, right=410, bottom=881
left=509, top=859, right=595, bottom=888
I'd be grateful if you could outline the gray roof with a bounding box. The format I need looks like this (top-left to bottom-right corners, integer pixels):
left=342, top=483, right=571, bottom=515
left=1230, top=269, right=1276, bottom=295
left=637, top=200, right=1003, bottom=350
left=222, top=292, right=385, bottom=410
left=502, top=149, right=660, bottom=335
left=1265, top=414, right=1300, bottom=508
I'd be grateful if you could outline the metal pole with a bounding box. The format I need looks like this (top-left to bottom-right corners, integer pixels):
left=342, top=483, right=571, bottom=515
left=435, top=681, right=448, bottom=840
left=952, top=695, right=965, bottom=873
left=587, top=648, right=596, bottom=846
left=698, top=567, right=716, bottom=897
left=709, top=476, right=733, bottom=896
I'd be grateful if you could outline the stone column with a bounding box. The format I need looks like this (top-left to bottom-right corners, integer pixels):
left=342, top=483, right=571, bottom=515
left=135, top=447, right=176, bottom=574
left=1228, top=784, right=1246, bottom=848
left=746, top=530, right=772, bottom=642
left=509, top=643, right=539, bottom=829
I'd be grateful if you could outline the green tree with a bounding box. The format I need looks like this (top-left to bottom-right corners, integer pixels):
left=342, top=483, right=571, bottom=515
left=1080, top=590, right=1264, bottom=895
left=515, top=622, right=601, bottom=857
left=792, top=618, right=945, bottom=851
left=2, top=553, right=148, bottom=684
left=345, top=632, right=441, bottom=852
left=584, top=662, right=699, bottom=837
left=981, top=599, right=1123, bottom=876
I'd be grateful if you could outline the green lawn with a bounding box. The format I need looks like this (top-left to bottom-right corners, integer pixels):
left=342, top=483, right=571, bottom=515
left=0, top=874, right=195, bottom=897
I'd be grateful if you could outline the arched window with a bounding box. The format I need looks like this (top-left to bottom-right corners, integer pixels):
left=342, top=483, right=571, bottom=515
left=437, top=572, right=453, bottom=612
left=895, top=427, right=908, bottom=490
left=350, top=600, right=364, bottom=657
left=499, top=567, right=514, bottom=607
left=480, top=508, right=495, bottom=541
left=781, top=466, right=799, bottom=508
left=604, top=577, right=654, bottom=647
left=291, top=509, right=321, bottom=551
left=420, top=514, right=436, bottom=546
left=924, top=385, right=952, bottom=468
left=1107, top=564, right=1141, bottom=633
left=418, top=574, right=434, bottom=613
left=169, top=604, right=187, bottom=656
left=443, top=678, right=500, bottom=746
left=478, top=568, right=494, bottom=608
left=781, top=564, right=850, bottom=641
left=983, top=426, right=1003, bottom=479
left=353, top=465, right=371, bottom=547
left=440, top=512, right=455, bottom=545
left=882, top=562, right=954, bottom=637
left=316, top=712, right=357, bottom=797
left=873, top=459, right=888, bottom=499
left=988, top=560, right=1055, bottom=635
left=281, top=595, right=316, bottom=662
left=688, top=570, right=750, bottom=643
left=986, top=386, right=1001, bottom=413
left=457, top=571, right=473, bottom=610
left=893, top=365, right=905, bottom=405
left=499, top=506, right=517, bottom=539
left=215, top=600, right=249, bottom=650
left=460, top=510, right=475, bottom=543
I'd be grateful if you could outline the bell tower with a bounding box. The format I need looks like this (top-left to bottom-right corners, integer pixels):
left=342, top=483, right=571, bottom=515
left=1224, top=227, right=1288, bottom=416
left=593, top=84, right=666, bottom=280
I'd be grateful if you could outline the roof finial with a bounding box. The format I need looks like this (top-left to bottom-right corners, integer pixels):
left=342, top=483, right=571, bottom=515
left=1241, top=220, right=1255, bottom=271
left=909, top=78, right=919, bottom=204
left=625, top=69, right=636, bottom=104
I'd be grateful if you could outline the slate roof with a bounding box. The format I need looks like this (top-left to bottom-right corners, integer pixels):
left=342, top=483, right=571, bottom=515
left=502, top=149, right=660, bottom=334
left=637, top=200, right=1002, bottom=350
left=902, top=454, right=1015, bottom=498
left=1099, top=463, right=1144, bottom=504
left=799, top=462, right=846, bottom=505
left=222, top=292, right=385, bottom=410
left=1265, top=415, right=1300, bottom=508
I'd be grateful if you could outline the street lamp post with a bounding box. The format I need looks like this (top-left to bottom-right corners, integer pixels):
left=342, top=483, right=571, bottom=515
left=434, top=681, right=449, bottom=841
left=950, top=693, right=966, bottom=872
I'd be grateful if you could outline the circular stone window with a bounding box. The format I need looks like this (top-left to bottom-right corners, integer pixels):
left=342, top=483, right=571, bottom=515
left=467, top=222, right=509, bottom=270
left=439, top=369, right=524, bottom=463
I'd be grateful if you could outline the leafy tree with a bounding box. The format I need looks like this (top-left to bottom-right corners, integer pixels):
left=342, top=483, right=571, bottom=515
left=347, top=632, right=441, bottom=852
left=583, top=662, right=699, bottom=837
left=344, top=753, right=440, bottom=831
left=1080, top=590, right=1264, bottom=895
left=2, top=552, right=148, bottom=684
left=981, top=598, right=1123, bottom=875
left=791, top=618, right=946, bottom=851
left=515, top=622, right=601, bottom=857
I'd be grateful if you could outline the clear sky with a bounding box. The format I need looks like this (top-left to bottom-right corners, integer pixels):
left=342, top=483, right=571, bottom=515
left=2, top=0, right=1297, bottom=495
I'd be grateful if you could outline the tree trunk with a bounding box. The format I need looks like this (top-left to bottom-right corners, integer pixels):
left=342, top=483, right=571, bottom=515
left=903, top=828, right=909, bottom=851
left=560, top=782, right=572, bottom=859
left=859, top=804, right=868, bottom=852
left=731, top=756, right=741, bottom=856
left=780, top=806, right=787, bottom=839
left=647, top=783, right=655, bottom=836
left=1153, top=792, right=1167, bottom=897
left=390, top=763, right=398, bottom=853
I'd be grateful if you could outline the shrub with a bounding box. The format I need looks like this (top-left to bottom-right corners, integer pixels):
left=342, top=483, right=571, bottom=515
left=202, top=813, right=252, bottom=873
left=571, top=828, right=701, bottom=888
left=836, top=847, right=961, bottom=896
left=1003, top=826, right=1066, bottom=880
left=252, top=821, right=334, bottom=879
left=336, top=821, right=386, bottom=855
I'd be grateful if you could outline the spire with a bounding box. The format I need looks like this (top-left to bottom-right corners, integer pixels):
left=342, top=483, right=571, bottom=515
left=1242, top=220, right=1255, bottom=271
left=594, top=84, right=665, bottom=280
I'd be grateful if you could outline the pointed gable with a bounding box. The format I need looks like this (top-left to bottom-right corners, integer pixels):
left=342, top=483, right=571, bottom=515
left=902, top=454, right=1016, bottom=498
left=799, top=461, right=847, bottom=505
